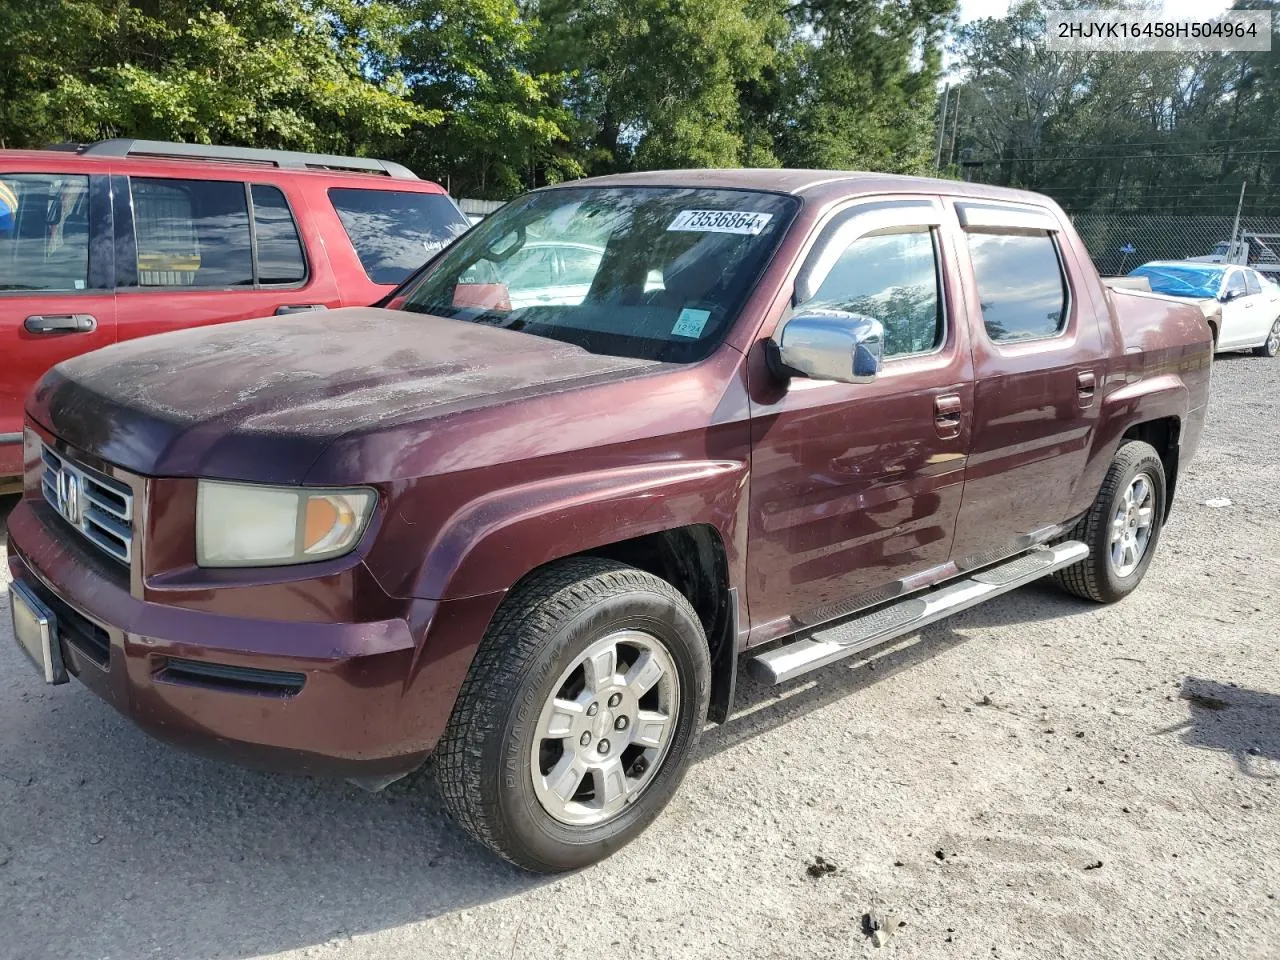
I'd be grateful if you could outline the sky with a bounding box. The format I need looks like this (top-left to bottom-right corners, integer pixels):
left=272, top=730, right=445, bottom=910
left=956, top=0, right=1235, bottom=24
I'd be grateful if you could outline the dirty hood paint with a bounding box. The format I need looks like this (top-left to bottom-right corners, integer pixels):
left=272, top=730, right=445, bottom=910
left=28, top=307, right=661, bottom=484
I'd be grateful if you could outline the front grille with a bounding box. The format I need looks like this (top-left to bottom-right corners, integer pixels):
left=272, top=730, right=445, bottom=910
left=40, top=444, right=134, bottom=565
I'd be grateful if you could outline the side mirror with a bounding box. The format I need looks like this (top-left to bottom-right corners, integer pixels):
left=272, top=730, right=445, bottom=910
left=772, top=309, right=884, bottom=384
left=1220, top=290, right=1237, bottom=303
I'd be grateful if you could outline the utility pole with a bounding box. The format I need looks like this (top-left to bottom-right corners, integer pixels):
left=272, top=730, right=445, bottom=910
left=947, top=88, right=962, bottom=167
left=1229, top=180, right=1246, bottom=261
left=934, top=84, right=951, bottom=171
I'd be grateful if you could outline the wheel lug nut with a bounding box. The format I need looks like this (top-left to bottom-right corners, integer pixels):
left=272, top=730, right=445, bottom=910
left=615, top=716, right=628, bottom=731
left=586, top=703, right=598, bottom=717
left=597, top=738, right=611, bottom=755
left=607, top=693, right=622, bottom=708
left=580, top=731, right=592, bottom=746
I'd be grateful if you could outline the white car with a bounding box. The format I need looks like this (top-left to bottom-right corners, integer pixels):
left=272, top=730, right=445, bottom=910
left=1128, top=261, right=1280, bottom=357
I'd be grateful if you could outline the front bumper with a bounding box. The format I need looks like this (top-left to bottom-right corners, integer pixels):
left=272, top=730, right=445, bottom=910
left=6, top=499, right=499, bottom=779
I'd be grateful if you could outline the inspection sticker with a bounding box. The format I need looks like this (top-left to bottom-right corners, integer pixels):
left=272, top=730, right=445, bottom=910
left=667, top=209, right=774, bottom=235
left=671, top=307, right=711, bottom=339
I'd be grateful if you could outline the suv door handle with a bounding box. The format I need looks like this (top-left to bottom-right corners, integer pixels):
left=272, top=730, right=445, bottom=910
left=25, top=314, right=97, bottom=334
left=274, top=304, right=328, bottom=316
left=934, top=394, right=963, bottom=438
left=1076, top=370, right=1096, bottom=406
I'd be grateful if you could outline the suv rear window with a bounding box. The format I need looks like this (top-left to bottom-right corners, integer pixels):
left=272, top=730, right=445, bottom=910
left=0, top=174, right=90, bottom=291
left=328, top=188, right=469, bottom=285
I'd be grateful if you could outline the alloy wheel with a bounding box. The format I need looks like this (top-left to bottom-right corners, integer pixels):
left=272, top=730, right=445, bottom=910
left=1109, top=472, right=1155, bottom=578
left=531, top=629, right=681, bottom=826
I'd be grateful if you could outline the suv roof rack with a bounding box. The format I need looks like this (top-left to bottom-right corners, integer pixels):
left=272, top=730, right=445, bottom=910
left=65, top=139, right=419, bottom=180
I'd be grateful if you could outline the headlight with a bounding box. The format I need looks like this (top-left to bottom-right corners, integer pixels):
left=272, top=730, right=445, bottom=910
left=196, top=481, right=376, bottom=568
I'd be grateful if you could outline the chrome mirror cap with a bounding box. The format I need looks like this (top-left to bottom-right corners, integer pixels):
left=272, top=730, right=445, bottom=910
left=776, top=310, right=884, bottom=384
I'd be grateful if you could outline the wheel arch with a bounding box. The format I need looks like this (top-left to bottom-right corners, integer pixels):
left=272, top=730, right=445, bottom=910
left=506, top=523, right=740, bottom=724
left=1120, top=416, right=1181, bottom=520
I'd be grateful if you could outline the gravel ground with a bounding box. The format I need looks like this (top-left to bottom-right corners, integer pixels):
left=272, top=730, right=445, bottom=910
left=1, top=353, right=1278, bottom=960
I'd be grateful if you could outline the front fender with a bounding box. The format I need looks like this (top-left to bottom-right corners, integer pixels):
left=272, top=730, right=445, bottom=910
left=412, top=459, right=748, bottom=601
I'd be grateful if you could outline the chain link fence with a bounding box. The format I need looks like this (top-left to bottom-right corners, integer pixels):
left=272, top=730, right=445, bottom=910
left=1069, top=213, right=1280, bottom=276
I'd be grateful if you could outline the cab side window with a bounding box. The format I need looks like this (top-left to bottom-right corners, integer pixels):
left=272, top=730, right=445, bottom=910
left=966, top=230, right=1067, bottom=343
left=0, top=174, right=91, bottom=292
left=1244, top=270, right=1261, bottom=296
left=1225, top=270, right=1248, bottom=300
left=807, top=228, right=943, bottom=358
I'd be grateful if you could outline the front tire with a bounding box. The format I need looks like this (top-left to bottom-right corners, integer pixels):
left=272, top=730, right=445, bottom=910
left=435, top=558, right=710, bottom=873
left=1054, top=441, right=1166, bottom=604
left=1254, top=317, right=1280, bottom=357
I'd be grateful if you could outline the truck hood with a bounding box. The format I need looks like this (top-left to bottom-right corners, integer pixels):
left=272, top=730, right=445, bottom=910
left=28, top=307, right=661, bottom=484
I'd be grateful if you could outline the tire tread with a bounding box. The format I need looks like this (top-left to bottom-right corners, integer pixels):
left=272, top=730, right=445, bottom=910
left=434, top=557, right=700, bottom=868
left=1054, top=440, right=1164, bottom=603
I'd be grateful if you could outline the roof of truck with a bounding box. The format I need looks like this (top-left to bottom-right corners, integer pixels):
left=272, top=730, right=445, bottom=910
left=555, top=168, right=1054, bottom=206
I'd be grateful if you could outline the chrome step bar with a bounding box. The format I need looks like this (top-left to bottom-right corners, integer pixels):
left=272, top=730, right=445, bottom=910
left=747, top=540, right=1089, bottom=685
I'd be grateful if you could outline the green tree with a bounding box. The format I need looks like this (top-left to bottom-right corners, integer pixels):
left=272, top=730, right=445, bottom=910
left=771, top=0, right=956, bottom=173
left=390, top=0, right=578, bottom=196
left=531, top=0, right=781, bottom=172
left=0, top=0, right=431, bottom=152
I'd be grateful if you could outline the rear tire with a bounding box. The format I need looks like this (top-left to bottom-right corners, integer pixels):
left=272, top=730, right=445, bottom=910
left=1054, top=441, right=1166, bottom=604
left=1254, top=317, right=1280, bottom=357
left=435, top=557, right=710, bottom=873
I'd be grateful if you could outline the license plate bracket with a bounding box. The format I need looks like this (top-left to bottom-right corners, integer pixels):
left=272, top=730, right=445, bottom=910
left=10, top=581, right=67, bottom=684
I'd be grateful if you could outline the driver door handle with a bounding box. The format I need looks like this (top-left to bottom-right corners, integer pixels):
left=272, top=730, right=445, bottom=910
left=25, top=314, right=97, bottom=334
left=934, top=394, right=963, bottom=439
left=274, top=304, right=328, bottom=316
left=1077, top=370, right=1097, bottom=406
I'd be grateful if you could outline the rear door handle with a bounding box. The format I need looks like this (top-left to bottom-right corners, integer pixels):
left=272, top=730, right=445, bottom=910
left=1076, top=370, right=1096, bottom=406
left=274, top=304, right=328, bottom=316
left=934, top=394, right=963, bottom=438
left=25, top=314, right=97, bottom=334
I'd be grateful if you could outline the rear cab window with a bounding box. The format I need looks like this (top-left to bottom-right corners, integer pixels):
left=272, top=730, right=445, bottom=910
left=328, top=188, right=470, bottom=285
left=0, top=173, right=91, bottom=291
left=965, top=231, right=1068, bottom=343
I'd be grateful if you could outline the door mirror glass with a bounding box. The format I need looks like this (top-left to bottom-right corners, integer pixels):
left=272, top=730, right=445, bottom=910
left=775, top=309, right=884, bottom=384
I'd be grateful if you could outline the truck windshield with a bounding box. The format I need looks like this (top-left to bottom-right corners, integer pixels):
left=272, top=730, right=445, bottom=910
left=1129, top=263, right=1224, bottom=299
left=390, top=186, right=798, bottom=362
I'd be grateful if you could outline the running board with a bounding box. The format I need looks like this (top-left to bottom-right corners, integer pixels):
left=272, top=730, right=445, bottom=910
left=747, top=540, right=1089, bottom=685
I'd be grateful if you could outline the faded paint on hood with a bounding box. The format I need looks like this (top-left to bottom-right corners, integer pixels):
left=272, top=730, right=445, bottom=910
left=27, top=307, right=662, bottom=484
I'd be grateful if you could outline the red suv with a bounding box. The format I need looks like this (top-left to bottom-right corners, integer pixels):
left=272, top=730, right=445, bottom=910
left=0, top=139, right=469, bottom=486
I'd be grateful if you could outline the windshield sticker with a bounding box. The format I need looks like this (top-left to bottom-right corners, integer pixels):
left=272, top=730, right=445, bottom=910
left=667, top=210, right=774, bottom=235
left=671, top=307, right=711, bottom=339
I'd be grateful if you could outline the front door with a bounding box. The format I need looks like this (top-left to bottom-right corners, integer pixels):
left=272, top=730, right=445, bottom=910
left=0, top=171, right=116, bottom=478
left=947, top=200, right=1106, bottom=568
left=747, top=198, right=973, bottom=640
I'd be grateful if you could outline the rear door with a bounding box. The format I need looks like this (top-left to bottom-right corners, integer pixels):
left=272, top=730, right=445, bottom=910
left=0, top=170, right=116, bottom=478
left=948, top=200, right=1107, bottom=568
left=112, top=174, right=341, bottom=346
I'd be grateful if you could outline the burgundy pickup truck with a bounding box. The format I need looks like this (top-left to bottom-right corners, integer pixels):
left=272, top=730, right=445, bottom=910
left=6, top=169, right=1211, bottom=872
